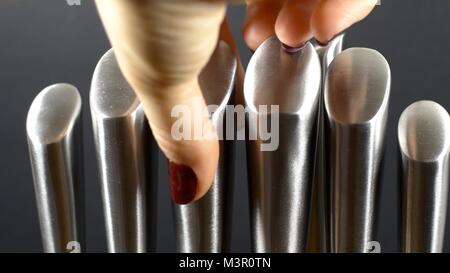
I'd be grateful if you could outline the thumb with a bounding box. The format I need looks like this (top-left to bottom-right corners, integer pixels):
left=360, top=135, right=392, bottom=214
left=95, top=0, right=226, bottom=204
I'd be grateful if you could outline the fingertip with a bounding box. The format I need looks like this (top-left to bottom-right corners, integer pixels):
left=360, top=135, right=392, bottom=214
left=243, top=1, right=282, bottom=51
left=167, top=137, right=219, bottom=205
left=274, top=0, right=315, bottom=48
left=312, top=0, right=377, bottom=44
left=275, top=14, right=311, bottom=48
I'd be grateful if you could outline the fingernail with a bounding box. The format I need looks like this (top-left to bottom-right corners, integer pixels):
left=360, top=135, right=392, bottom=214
left=168, top=161, right=198, bottom=204
left=282, top=42, right=306, bottom=53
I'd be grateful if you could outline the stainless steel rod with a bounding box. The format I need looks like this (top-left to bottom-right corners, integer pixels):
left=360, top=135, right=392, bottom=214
left=172, top=41, right=237, bottom=253
left=90, top=49, right=158, bottom=253
left=26, top=83, right=84, bottom=253
left=245, top=37, right=321, bottom=253
left=398, top=100, right=450, bottom=253
left=308, top=34, right=345, bottom=253
left=325, top=48, right=391, bottom=253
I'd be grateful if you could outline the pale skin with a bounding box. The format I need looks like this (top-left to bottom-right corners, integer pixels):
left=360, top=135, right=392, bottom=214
left=95, top=0, right=377, bottom=204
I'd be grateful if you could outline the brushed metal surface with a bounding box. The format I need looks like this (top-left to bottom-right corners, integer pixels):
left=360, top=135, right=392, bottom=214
left=308, top=34, right=345, bottom=253
left=90, top=49, right=158, bottom=253
left=398, top=101, right=450, bottom=253
left=325, top=48, right=391, bottom=253
left=26, top=83, right=84, bottom=253
left=173, top=41, right=237, bottom=253
left=245, top=37, right=321, bottom=253
left=314, top=34, right=345, bottom=69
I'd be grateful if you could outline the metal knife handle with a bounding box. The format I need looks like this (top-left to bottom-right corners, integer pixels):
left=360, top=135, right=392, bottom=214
left=90, top=49, right=158, bottom=253
left=27, top=83, right=84, bottom=253
left=308, top=33, right=345, bottom=253
left=325, top=48, right=391, bottom=253
left=398, top=100, right=450, bottom=253
left=173, top=41, right=237, bottom=253
left=245, top=37, right=321, bottom=253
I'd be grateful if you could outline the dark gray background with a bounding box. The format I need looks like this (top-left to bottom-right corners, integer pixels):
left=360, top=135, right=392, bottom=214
left=0, top=0, right=449, bottom=253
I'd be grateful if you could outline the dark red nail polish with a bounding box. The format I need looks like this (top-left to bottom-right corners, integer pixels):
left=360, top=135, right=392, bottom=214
left=282, top=42, right=306, bottom=53
left=168, top=161, right=198, bottom=204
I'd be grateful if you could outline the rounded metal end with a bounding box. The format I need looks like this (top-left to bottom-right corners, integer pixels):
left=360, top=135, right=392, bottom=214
left=244, top=36, right=321, bottom=115
left=26, top=83, right=81, bottom=144
left=90, top=48, right=140, bottom=118
left=315, top=33, right=345, bottom=70
left=325, top=48, right=391, bottom=124
left=199, top=41, right=237, bottom=115
left=398, top=100, right=450, bottom=162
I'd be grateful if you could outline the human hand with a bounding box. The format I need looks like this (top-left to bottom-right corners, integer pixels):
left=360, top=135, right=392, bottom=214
left=243, top=0, right=378, bottom=50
